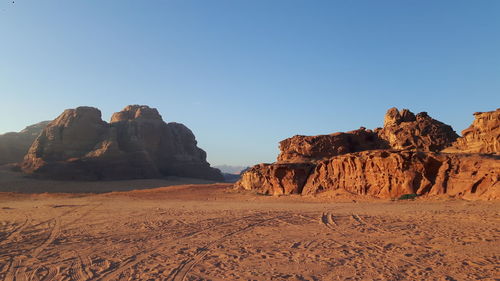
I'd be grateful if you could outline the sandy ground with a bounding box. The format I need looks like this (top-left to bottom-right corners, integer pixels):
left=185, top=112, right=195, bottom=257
left=0, top=182, right=498, bottom=281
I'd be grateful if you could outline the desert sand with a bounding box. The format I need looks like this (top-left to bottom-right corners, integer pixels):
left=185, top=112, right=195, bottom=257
left=0, top=179, right=498, bottom=281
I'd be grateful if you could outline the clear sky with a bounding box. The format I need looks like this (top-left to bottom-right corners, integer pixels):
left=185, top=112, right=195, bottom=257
left=1, top=1, right=499, bottom=166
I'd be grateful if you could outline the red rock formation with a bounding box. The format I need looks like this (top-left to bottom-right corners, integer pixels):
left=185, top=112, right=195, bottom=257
left=377, top=108, right=459, bottom=151
left=110, top=105, right=222, bottom=180
left=110, top=104, right=162, bottom=122
left=302, top=150, right=499, bottom=200
left=276, top=108, right=458, bottom=164
left=21, top=105, right=223, bottom=181
left=236, top=163, right=314, bottom=195
left=0, top=121, right=49, bottom=165
left=443, top=109, right=499, bottom=155
left=277, top=128, right=386, bottom=163
left=237, top=108, right=498, bottom=200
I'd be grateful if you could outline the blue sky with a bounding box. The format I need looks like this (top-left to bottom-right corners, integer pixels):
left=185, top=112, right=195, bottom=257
left=1, top=1, right=499, bottom=166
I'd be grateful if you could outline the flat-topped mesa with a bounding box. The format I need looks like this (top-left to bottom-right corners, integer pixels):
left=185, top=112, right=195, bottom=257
left=377, top=107, right=459, bottom=152
left=277, top=128, right=386, bottom=163
left=443, top=109, right=499, bottom=155
left=21, top=105, right=223, bottom=181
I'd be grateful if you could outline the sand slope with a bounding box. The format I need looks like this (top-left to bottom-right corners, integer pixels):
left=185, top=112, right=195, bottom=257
left=0, top=184, right=498, bottom=281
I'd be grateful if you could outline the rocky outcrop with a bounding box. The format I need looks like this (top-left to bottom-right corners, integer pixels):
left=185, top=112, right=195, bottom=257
left=109, top=105, right=222, bottom=180
left=236, top=107, right=499, bottom=200
left=302, top=150, right=499, bottom=200
left=0, top=121, right=49, bottom=165
left=377, top=107, right=459, bottom=151
left=237, top=163, right=315, bottom=195
left=276, top=108, right=458, bottom=164
left=277, top=128, right=386, bottom=163
left=443, top=109, right=499, bottom=155
left=21, top=105, right=223, bottom=181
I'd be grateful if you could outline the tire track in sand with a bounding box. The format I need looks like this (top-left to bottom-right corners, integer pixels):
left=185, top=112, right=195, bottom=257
left=31, top=218, right=60, bottom=259
left=5, top=219, right=60, bottom=281
left=167, top=215, right=287, bottom=281
left=8, top=204, right=101, bottom=281
left=67, top=251, right=93, bottom=281
left=96, top=213, right=283, bottom=281
left=322, top=212, right=448, bottom=278
left=0, top=216, right=31, bottom=247
left=321, top=212, right=338, bottom=230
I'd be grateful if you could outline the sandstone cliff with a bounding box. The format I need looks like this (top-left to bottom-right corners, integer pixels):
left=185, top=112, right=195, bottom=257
left=0, top=121, right=49, bottom=165
left=302, top=150, right=499, bottom=200
left=237, top=163, right=314, bottom=195
left=236, top=108, right=499, bottom=200
left=443, top=109, right=499, bottom=155
left=21, top=105, right=223, bottom=181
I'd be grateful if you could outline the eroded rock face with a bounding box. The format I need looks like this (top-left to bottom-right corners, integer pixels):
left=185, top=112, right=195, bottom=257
left=0, top=121, right=49, bottom=165
left=303, top=151, right=499, bottom=200
left=110, top=104, right=162, bottom=122
left=276, top=108, right=458, bottom=164
left=239, top=151, right=499, bottom=200
left=443, top=109, right=499, bottom=155
left=235, top=163, right=314, bottom=195
left=109, top=105, right=222, bottom=180
left=378, top=108, right=459, bottom=151
left=21, top=105, right=223, bottom=181
left=237, top=107, right=498, bottom=200
left=277, top=128, right=386, bottom=163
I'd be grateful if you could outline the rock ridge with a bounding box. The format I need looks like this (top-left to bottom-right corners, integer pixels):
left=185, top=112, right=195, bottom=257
left=236, top=108, right=499, bottom=200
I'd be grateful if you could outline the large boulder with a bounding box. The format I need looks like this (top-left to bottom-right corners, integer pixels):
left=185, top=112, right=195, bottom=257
left=377, top=107, right=459, bottom=151
left=443, top=109, right=499, bottom=155
left=0, top=121, right=49, bottom=165
left=21, top=105, right=223, bottom=181
left=235, top=163, right=315, bottom=195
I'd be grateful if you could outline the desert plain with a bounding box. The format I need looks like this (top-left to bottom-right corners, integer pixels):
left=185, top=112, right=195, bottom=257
left=0, top=169, right=498, bottom=281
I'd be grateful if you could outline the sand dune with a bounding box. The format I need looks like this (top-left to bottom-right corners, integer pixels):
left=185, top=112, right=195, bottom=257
left=0, top=183, right=498, bottom=281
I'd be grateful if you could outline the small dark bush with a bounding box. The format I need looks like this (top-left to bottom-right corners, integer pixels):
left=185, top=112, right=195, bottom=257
left=398, top=193, right=419, bottom=200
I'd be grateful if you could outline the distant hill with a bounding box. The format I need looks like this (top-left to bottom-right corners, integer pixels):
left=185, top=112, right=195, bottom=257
left=213, top=165, right=248, bottom=175
left=0, top=121, right=49, bottom=165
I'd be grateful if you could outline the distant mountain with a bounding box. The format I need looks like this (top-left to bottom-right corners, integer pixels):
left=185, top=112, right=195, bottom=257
left=213, top=165, right=248, bottom=174
left=221, top=173, right=241, bottom=183
left=0, top=121, right=50, bottom=165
